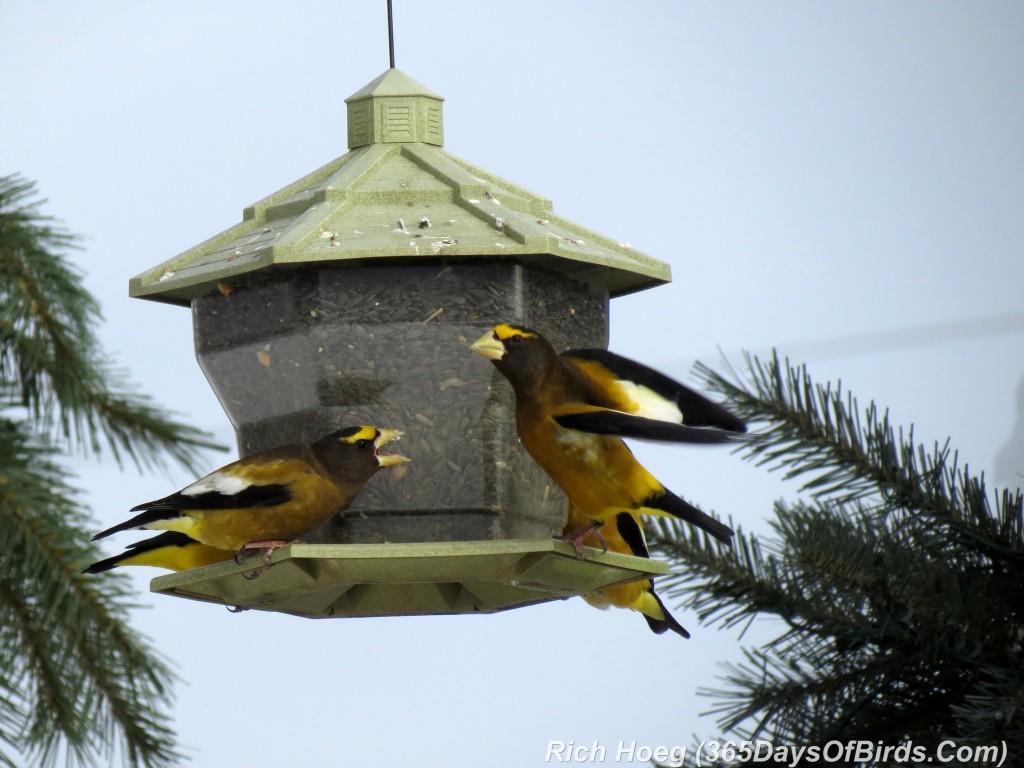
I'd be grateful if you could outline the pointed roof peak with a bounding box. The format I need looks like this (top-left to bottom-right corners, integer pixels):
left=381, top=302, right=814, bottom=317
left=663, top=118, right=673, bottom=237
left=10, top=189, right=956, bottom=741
left=345, top=68, right=444, bottom=102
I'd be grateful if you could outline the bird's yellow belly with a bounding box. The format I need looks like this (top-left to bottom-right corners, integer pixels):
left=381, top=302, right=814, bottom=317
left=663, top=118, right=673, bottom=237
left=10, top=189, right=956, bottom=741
left=520, top=422, right=652, bottom=522
left=584, top=579, right=652, bottom=613
left=126, top=542, right=233, bottom=571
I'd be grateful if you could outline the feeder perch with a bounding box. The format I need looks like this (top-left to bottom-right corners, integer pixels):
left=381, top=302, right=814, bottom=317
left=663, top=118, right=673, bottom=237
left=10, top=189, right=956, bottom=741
left=131, top=69, right=672, bottom=616
left=151, top=540, right=667, bottom=618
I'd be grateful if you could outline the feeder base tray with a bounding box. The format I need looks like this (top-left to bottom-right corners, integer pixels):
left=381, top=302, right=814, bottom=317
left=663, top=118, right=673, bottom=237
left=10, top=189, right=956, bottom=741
left=150, top=539, right=667, bottom=618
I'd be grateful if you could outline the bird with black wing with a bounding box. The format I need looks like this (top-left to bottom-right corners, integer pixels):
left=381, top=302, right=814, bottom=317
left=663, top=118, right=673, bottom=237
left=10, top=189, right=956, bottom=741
left=471, top=324, right=743, bottom=550
left=90, top=426, right=408, bottom=563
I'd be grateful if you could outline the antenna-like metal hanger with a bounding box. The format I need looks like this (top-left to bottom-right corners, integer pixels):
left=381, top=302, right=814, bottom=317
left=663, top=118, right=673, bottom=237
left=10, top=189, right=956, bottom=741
left=387, top=0, right=396, bottom=68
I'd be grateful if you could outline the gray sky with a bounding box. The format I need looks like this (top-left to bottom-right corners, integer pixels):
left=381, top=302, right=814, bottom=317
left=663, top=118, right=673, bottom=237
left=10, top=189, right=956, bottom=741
left=3, top=2, right=1023, bottom=766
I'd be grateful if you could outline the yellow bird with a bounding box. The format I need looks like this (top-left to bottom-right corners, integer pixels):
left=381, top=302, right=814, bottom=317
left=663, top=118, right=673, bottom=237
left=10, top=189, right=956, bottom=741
left=84, top=532, right=233, bottom=574
left=471, top=324, right=743, bottom=550
left=92, top=426, right=408, bottom=558
left=571, top=505, right=689, bottom=638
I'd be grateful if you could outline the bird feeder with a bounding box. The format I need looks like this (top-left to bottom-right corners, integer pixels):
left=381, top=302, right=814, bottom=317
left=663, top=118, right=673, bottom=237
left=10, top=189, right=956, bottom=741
left=131, top=69, right=672, bottom=618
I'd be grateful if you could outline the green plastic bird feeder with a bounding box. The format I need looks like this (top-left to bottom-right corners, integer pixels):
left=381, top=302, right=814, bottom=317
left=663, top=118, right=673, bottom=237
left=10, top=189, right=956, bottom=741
left=134, top=69, right=672, bottom=617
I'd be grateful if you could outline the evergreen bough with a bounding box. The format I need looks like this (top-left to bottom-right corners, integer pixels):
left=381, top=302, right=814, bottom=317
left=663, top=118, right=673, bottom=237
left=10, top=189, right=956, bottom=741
left=1, top=173, right=220, bottom=767
left=650, top=352, right=1023, bottom=764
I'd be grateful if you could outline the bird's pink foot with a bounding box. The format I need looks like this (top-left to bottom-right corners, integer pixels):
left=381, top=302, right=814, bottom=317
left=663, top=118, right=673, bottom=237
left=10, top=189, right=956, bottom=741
left=559, top=523, right=607, bottom=560
left=236, top=539, right=295, bottom=564
left=234, top=539, right=296, bottom=579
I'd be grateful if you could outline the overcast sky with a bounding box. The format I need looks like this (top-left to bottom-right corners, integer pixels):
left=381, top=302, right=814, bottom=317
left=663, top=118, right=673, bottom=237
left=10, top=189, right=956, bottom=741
left=2, top=2, right=1023, bottom=766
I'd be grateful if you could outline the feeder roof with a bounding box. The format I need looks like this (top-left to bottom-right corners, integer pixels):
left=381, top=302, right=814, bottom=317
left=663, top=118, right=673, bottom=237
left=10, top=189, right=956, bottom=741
left=130, top=68, right=670, bottom=305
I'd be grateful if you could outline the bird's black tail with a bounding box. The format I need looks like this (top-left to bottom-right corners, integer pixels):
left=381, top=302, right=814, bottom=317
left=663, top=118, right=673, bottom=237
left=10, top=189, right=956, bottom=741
left=613, top=513, right=692, bottom=639
left=84, top=531, right=194, bottom=573
left=83, top=552, right=127, bottom=574
left=642, top=590, right=691, bottom=639
left=642, top=489, right=733, bottom=544
left=92, top=508, right=177, bottom=541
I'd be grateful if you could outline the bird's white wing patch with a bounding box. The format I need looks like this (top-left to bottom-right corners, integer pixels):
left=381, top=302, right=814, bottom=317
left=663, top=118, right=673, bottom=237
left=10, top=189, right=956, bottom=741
left=614, top=379, right=683, bottom=424
left=182, top=471, right=250, bottom=497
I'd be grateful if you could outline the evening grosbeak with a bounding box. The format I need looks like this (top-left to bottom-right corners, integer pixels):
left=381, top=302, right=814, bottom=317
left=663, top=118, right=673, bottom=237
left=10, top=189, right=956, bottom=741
left=573, top=506, right=690, bottom=638
left=84, top=531, right=233, bottom=574
left=92, top=426, right=408, bottom=559
left=470, top=324, right=743, bottom=549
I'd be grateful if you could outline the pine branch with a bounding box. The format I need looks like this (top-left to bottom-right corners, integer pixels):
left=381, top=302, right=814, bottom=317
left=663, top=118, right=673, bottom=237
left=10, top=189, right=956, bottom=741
left=0, top=173, right=96, bottom=424
left=694, top=351, right=908, bottom=507
left=0, top=419, right=181, bottom=767
left=67, top=377, right=223, bottom=475
left=0, top=172, right=203, bottom=767
left=696, top=351, right=1021, bottom=569
left=0, top=173, right=223, bottom=474
left=950, top=664, right=1024, bottom=749
left=649, top=519, right=786, bottom=634
left=649, top=352, right=1024, bottom=755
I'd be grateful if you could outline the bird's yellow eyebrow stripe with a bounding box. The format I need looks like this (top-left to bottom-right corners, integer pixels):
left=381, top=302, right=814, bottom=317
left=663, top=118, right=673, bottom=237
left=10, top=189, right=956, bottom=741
left=333, top=425, right=379, bottom=443
left=492, top=324, right=538, bottom=341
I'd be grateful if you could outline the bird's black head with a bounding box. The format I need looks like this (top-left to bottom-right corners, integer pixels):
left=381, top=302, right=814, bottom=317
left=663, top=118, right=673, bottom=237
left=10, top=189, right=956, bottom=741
left=470, top=324, right=559, bottom=394
left=313, top=426, right=409, bottom=483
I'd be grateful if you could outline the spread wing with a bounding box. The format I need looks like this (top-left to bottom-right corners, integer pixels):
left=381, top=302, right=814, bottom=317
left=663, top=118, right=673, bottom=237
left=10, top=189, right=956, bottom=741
left=559, top=348, right=747, bottom=442
left=553, top=408, right=739, bottom=443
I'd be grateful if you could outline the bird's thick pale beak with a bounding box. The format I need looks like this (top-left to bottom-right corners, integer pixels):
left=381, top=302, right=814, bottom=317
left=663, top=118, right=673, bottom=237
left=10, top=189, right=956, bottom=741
left=374, top=429, right=410, bottom=467
left=470, top=331, right=505, bottom=361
